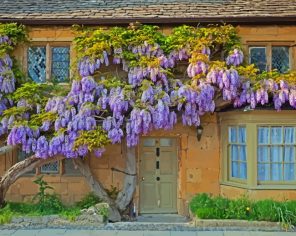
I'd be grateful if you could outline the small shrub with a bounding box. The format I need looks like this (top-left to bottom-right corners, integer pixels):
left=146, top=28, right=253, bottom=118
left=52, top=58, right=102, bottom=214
left=253, top=200, right=280, bottom=222
left=195, top=208, right=217, bottom=219
left=225, top=197, right=253, bottom=220
left=33, top=175, right=64, bottom=214
left=0, top=210, right=12, bottom=224
left=60, top=207, right=81, bottom=221
left=190, top=193, right=214, bottom=214
left=212, top=196, right=230, bottom=219
left=76, top=192, right=102, bottom=209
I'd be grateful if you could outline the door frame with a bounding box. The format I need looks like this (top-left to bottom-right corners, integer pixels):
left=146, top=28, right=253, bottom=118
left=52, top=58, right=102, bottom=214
left=138, top=136, right=179, bottom=214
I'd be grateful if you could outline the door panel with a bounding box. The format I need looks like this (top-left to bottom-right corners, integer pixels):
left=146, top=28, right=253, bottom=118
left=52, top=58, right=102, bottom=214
left=140, top=137, right=177, bottom=213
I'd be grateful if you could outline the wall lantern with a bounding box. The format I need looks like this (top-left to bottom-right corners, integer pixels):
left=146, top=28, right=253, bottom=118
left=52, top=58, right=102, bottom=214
left=196, top=125, right=204, bottom=141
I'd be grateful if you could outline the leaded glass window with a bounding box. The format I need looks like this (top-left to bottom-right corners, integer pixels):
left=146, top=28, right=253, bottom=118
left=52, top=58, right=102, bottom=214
left=51, top=47, right=70, bottom=82
left=18, top=151, right=35, bottom=175
left=228, top=126, right=247, bottom=179
left=272, top=46, right=290, bottom=73
left=249, top=47, right=267, bottom=72
left=64, top=159, right=81, bottom=176
left=41, top=161, right=59, bottom=174
left=258, top=126, right=296, bottom=181
left=28, top=47, right=46, bottom=83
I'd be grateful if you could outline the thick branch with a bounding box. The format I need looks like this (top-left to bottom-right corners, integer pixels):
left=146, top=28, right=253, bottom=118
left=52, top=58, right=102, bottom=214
left=115, top=146, right=137, bottom=212
left=0, top=152, right=65, bottom=206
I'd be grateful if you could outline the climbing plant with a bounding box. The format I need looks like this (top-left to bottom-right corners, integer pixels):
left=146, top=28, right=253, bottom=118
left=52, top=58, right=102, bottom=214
left=1, top=23, right=296, bottom=221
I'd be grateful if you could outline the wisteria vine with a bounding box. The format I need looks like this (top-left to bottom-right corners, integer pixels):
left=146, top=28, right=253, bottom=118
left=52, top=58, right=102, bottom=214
left=3, top=24, right=296, bottom=160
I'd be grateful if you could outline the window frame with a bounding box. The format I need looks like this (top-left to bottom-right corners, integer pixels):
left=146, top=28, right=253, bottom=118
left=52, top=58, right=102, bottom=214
left=220, top=110, right=296, bottom=190
left=25, top=42, right=72, bottom=84
left=247, top=41, right=293, bottom=72
left=227, top=125, right=247, bottom=184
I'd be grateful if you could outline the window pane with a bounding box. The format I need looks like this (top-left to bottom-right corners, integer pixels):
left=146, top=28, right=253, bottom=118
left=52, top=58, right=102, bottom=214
left=284, top=164, right=295, bottom=181
left=231, top=161, right=239, bottom=178
left=64, top=159, right=80, bottom=175
left=160, top=138, right=172, bottom=147
left=18, top=151, right=35, bottom=175
left=258, top=127, right=269, bottom=144
left=229, top=127, right=237, bottom=143
left=249, top=47, right=267, bottom=72
left=41, top=161, right=59, bottom=174
left=258, top=146, right=269, bottom=162
left=271, top=163, right=282, bottom=181
left=271, top=127, right=282, bottom=144
left=240, top=162, right=247, bottom=179
left=238, top=127, right=246, bottom=143
left=284, top=146, right=295, bottom=162
left=143, top=139, right=155, bottom=147
left=231, top=145, right=239, bottom=161
left=28, top=47, right=46, bottom=83
left=284, top=127, right=295, bottom=144
left=270, top=146, right=283, bottom=162
left=239, top=145, right=246, bottom=161
left=258, top=163, right=270, bottom=181
left=52, top=47, right=70, bottom=82
left=272, top=46, right=289, bottom=73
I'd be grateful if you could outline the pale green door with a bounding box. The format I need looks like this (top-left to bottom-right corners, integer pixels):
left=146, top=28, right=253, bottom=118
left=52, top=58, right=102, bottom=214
left=139, top=138, right=177, bottom=213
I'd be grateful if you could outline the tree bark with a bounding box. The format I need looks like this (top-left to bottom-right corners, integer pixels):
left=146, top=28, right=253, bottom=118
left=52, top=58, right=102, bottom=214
left=115, top=146, right=137, bottom=212
left=73, top=158, right=121, bottom=222
left=0, top=153, right=65, bottom=207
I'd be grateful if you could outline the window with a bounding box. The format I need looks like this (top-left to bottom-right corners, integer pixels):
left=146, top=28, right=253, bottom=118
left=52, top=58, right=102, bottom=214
left=249, top=45, right=290, bottom=73
left=18, top=151, right=35, bottom=175
left=228, top=126, right=247, bottom=180
left=258, top=126, right=295, bottom=182
left=41, top=161, right=59, bottom=174
left=220, top=111, right=296, bottom=189
left=64, top=159, right=81, bottom=176
left=27, top=45, right=70, bottom=83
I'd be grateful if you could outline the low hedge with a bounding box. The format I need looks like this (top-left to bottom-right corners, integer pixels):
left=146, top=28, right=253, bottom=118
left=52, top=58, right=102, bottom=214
left=190, top=193, right=296, bottom=226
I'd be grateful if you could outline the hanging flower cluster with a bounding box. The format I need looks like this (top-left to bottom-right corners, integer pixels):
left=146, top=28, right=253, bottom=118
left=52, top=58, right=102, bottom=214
left=4, top=24, right=296, bottom=160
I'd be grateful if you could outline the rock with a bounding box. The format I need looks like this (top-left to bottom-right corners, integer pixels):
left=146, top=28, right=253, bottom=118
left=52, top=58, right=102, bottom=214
left=94, top=202, right=109, bottom=213
left=86, top=206, right=96, bottom=214
left=80, top=209, right=87, bottom=214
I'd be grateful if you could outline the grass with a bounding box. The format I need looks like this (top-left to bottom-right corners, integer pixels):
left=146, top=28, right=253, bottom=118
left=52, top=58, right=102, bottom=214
left=0, top=192, right=103, bottom=224
left=190, top=193, right=296, bottom=230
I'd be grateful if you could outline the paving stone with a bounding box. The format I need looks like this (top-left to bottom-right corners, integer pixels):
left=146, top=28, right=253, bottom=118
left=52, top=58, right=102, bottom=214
left=143, top=231, right=170, bottom=236
left=115, top=231, right=144, bottom=236
left=10, top=229, right=40, bottom=236
left=171, top=231, right=197, bottom=236
left=64, top=230, right=116, bottom=236
left=37, top=229, right=67, bottom=235
left=197, top=232, right=223, bottom=236
left=0, top=230, right=16, bottom=236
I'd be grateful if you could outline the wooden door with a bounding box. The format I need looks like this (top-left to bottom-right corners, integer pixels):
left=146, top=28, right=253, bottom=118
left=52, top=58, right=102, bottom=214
left=139, top=137, right=177, bottom=213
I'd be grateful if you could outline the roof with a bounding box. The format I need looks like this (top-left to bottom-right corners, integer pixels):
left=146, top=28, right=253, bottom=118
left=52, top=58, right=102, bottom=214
left=0, top=0, right=296, bottom=25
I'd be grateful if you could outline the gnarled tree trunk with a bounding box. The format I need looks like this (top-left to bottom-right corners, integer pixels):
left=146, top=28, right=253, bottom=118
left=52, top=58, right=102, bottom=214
left=73, top=158, right=122, bottom=222
left=115, top=147, right=137, bottom=212
left=0, top=153, right=65, bottom=207
left=73, top=146, right=137, bottom=222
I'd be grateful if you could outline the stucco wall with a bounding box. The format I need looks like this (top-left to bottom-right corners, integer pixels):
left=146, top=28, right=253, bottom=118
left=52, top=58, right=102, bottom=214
left=1, top=25, right=296, bottom=214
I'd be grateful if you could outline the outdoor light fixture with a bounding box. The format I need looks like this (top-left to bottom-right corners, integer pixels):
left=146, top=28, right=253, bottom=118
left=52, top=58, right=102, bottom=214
left=196, top=126, right=204, bottom=141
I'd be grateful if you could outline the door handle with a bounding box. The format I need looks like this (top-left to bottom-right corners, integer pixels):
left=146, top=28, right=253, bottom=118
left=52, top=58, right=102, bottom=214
left=156, top=177, right=160, bottom=181
left=141, top=177, right=145, bottom=181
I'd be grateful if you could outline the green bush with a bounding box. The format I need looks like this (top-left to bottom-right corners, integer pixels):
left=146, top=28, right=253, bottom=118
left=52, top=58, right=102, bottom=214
left=195, top=208, right=217, bottom=219
left=190, top=193, right=214, bottom=214
left=225, top=197, right=253, bottom=220
left=189, top=193, right=296, bottom=228
left=76, top=192, right=102, bottom=209
left=253, top=200, right=280, bottom=222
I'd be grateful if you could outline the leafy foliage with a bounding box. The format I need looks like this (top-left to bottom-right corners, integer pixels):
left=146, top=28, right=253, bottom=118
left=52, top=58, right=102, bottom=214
left=190, top=193, right=296, bottom=229
left=75, top=192, right=102, bottom=209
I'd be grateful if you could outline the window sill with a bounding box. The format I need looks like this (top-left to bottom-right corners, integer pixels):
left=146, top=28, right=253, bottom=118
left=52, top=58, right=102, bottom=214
left=220, top=181, right=296, bottom=190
